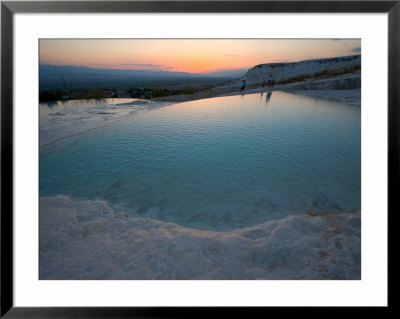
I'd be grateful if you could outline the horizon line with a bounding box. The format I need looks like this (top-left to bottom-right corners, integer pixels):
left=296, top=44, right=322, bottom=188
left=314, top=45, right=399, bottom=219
left=40, top=53, right=361, bottom=74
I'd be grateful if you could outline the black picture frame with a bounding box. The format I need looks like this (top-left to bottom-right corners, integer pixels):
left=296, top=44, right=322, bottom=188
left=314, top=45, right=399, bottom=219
left=1, top=1, right=396, bottom=317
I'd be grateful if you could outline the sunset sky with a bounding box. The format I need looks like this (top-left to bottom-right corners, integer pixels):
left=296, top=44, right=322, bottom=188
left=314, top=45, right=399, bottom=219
left=40, top=39, right=361, bottom=74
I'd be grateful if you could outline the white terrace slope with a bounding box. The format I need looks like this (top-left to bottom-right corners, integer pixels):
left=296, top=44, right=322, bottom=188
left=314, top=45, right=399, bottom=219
left=242, top=55, right=361, bottom=85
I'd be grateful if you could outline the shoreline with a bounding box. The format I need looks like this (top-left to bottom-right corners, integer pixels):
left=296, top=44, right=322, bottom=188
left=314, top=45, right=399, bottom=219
left=152, top=73, right=361, bottom=105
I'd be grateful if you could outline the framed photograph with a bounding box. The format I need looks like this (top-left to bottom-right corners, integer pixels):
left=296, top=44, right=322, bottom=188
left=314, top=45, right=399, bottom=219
left=1, top=0, right=395, bottom=317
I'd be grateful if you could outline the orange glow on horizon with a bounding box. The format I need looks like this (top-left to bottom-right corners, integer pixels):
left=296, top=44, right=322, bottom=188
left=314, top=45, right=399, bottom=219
left=40, top=39, right=361, bottom=74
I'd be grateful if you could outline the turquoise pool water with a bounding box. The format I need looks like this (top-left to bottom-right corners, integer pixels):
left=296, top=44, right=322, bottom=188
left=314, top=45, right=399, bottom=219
left=39, top=92, right=361, bottom=230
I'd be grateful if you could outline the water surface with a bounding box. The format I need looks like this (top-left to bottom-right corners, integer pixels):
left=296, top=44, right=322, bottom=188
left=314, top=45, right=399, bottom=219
left=40, top=91, right=361, bottom=230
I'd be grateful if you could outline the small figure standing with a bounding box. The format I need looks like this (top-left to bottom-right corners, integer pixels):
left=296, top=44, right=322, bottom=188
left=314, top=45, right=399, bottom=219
left=240, top=79, right=246, bottom=92
left=268, top=73, right=274, bottom=87
left=261, top=77, right=266, bottom=88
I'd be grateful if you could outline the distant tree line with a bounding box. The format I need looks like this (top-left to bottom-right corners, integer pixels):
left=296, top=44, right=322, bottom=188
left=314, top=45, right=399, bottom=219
left=129, top=87, right=196, bottom=99
left=39, top=87, right=109, bottom=102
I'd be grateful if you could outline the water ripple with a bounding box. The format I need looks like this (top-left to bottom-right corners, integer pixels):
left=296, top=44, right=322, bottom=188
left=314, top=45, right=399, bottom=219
left=40, top=92, right=361, bottom=231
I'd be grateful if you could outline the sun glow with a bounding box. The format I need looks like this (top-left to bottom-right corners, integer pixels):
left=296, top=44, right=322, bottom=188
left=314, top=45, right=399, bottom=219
left=40, top=39, right=361, bottom=73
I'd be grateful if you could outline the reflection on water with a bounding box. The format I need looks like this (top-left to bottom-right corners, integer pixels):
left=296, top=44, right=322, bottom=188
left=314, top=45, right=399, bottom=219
left=266, top=91, right=272, bottom=104
left=40, top=92, right=361, bottom=231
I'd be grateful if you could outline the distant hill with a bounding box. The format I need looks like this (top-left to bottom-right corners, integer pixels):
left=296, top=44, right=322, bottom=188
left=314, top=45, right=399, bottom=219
left=40, top=65, right=194, bottom=80
left=240, top=55, right=361, bottom=85
left=39, top=65, right=242, bottom=90
left=205, top=69, right=247, bottom=78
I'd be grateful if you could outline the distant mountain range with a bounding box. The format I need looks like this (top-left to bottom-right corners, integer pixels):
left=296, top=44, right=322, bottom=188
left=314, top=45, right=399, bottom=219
left=40, top=65, right=194, bottom=80
left=39, top=65, right=247, bottom=90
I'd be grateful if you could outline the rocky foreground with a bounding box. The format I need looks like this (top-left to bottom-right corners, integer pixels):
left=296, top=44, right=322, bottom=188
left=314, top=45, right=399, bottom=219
left=40, top=196, right=361, bottom=280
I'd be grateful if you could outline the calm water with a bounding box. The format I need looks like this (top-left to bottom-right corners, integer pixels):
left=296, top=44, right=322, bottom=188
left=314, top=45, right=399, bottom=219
left=40, top=92, right=361, bottom=230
